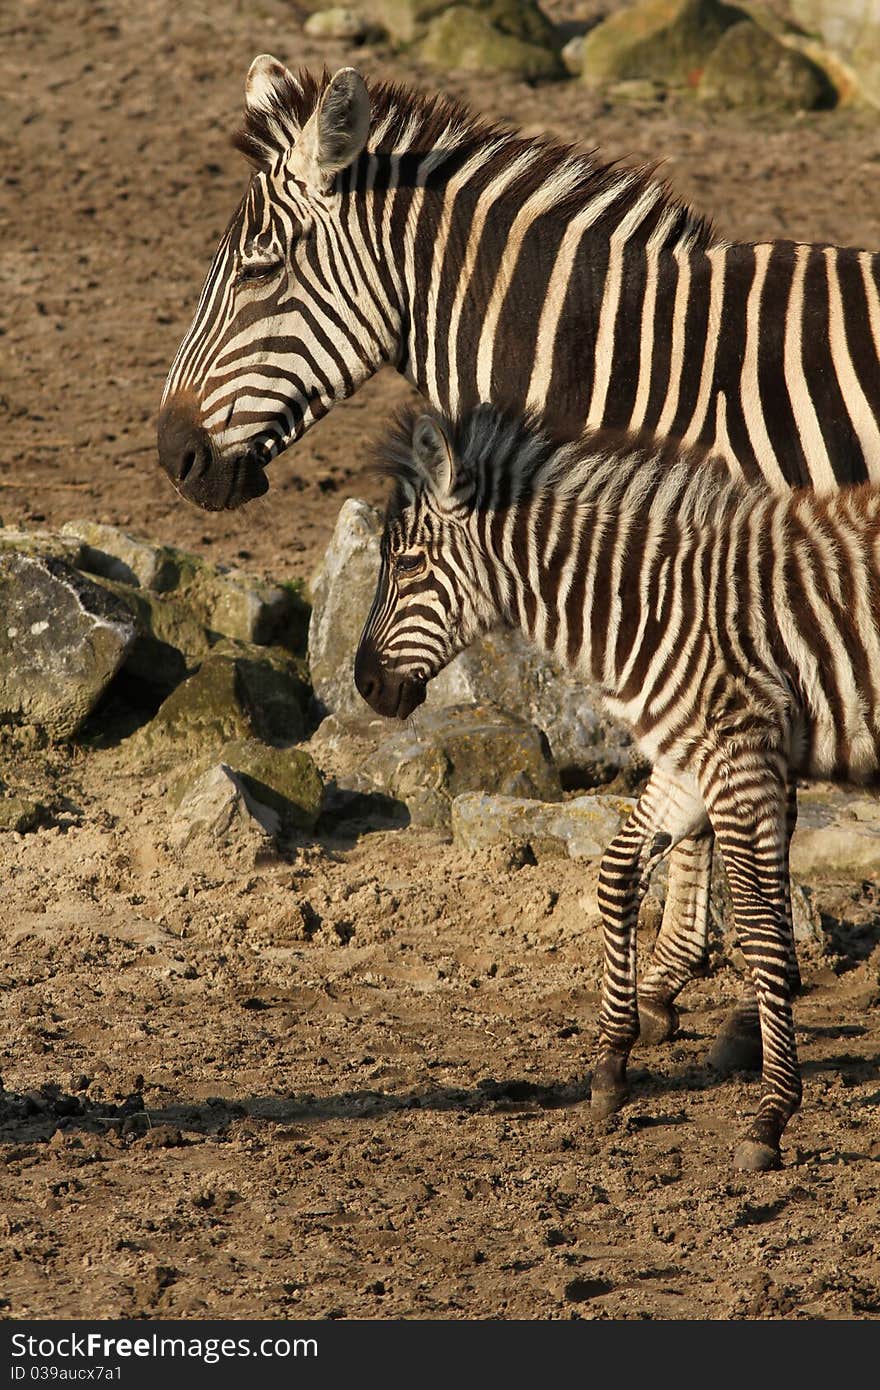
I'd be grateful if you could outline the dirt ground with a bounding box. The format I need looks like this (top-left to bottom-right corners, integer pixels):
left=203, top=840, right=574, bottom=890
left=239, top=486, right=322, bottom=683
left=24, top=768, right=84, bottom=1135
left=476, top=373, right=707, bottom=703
left=1, top=0, right=880, bottom=1321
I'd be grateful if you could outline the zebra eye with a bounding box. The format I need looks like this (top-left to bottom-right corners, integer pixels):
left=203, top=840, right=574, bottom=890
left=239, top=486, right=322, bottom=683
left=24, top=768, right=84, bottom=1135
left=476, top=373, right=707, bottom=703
left=237, top=258, right=284, bottom=285
left=393, top=553, right=425, bottom=578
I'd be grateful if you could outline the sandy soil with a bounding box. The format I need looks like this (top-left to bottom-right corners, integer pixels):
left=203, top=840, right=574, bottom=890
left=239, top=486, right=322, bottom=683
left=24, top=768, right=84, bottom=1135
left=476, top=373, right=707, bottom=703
left=1, top=0, right=879, bottom=1321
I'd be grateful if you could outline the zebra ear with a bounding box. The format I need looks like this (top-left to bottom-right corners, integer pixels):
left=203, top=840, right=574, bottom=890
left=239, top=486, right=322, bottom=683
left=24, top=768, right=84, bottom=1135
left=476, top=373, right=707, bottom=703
left=241, top=55, right=303, bottom=163
left=245, top=55, right=296, bottom=121
left=292, top=68, right=370, bottom=192
left=412, top=415, right=456, bottom=498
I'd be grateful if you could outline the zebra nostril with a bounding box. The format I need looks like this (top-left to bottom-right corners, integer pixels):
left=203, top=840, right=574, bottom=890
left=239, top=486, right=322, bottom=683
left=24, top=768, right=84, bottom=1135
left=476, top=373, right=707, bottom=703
left=179, top=450, right=197, bottom=482
left=359, top=673, right=378, bottom=701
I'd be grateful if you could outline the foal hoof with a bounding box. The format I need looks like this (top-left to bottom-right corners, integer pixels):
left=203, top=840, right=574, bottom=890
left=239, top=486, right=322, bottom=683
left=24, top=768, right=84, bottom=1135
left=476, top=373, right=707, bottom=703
left=734, top=1139, right=781, bottom=1172
left=707, top=1022, right=763, bottom=1075
left=637, top=996, right=679, bottom=1046
left=590, top=1086, right=627, bottom=1119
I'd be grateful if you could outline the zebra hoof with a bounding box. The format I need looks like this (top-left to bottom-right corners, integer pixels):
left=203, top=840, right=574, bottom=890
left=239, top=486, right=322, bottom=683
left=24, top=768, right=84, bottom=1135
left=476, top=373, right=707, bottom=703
left=590, top=1085, right=627, bottom=1119
left=706, top=1022, right=763, bottom=1075
left=733, top=1139, right=780, bottom=1172
left=637, top=996, right=679, bottom=1046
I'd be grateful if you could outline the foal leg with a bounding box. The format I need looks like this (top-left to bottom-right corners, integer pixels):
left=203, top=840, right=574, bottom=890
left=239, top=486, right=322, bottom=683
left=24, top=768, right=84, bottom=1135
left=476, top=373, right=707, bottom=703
left=638, top=829, right=714, bottom=1044
left=703, top=767, right=802, bottom=1171
left=707, top=775, right=801, bottom=1074
left=592, top=769, right=708, bottom=1116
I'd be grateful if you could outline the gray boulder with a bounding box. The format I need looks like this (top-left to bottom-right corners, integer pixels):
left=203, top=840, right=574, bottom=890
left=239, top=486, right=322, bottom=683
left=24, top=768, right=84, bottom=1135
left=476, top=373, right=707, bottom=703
left=0, top=552, right=137, bottom=740
left=135, top=643, right=310, bottom=761
left=452, top=790, right=633, bottom=859
left=789, top=787, right=880, bottom=877
left=170, top=737, right=324, bottom=834
left=168, top=764, right=280, bottom=860
left=790, top=0, right=880, bottom=107
left=347, top=703, right=562, bottom=828
left=581, top=0, right=745, bottom=90
left=372, top=0, right=563, bottom=77
left=303, top=8, right=381, bottom=41
left=698, top=20, right=835, bottom=109
left=309, top=499, right=384, bottom=722
left=418, top=4, right=564, bottom=79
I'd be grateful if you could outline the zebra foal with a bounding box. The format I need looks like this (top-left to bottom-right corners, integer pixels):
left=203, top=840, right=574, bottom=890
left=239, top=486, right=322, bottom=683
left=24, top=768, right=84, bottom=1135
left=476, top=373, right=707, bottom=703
left=355, top=405, right=880, bottom=1171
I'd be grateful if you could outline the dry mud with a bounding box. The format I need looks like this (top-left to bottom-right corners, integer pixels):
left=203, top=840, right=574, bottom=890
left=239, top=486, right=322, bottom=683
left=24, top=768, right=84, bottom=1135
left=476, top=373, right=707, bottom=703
left=1, top=0, right=879, bottom=1320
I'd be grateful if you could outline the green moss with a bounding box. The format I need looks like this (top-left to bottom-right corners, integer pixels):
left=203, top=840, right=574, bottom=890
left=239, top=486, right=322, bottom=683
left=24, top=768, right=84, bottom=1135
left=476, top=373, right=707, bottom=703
left=582, top=0, right=747, bottom=90
left=418, top=5, right=563, bottom=78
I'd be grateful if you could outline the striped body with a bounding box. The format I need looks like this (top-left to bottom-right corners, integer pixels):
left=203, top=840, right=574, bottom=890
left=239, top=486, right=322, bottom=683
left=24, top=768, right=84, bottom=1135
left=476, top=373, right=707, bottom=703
left=157, top=57, right=880, bottom=1071
left=159, top=64, right=880, bottom=500
left=356, top=406, right=880, bottom=1167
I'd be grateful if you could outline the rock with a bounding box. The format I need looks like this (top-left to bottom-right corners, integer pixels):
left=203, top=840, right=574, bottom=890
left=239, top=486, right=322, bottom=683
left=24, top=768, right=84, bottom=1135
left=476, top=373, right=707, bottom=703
left=304, top=8, right=380, bottom=41
left=176, top=565, right=295, bottom=648
left=698, top=20, right=835, bottom=109
left=168, top=764, right=280, bottom=856
left=607, top=77, right=668, bottom=101
left=211, top=640, right=311, bottom=745
left=370, top=0, right=449, bottom=46
left=0, top=795, right=41, bottom=833
left=309, top=499, right=385, bottom=721
left=0, top=525, right=84, bottom=565
left=309, top=497, right=634, bottom=776
left=65, top=519, right=308, bottom=651
left=90, top=579, right=208, bottom=693
left=790, top=881, right=823, bottom=946
left=790, top=0, right=880, bottom=108
left=350, top=703, right=562, bottom=828
left=137, top=644, right=309, bottom=759
left=172, top=737, right=324, bottom=834
left=581, top=0, right=746, bottom=91
left=789, top=788, right=880, bottom=877
left=418, top=4, right=564, bottom=79
left=60, top=520, right=185, bottom=591
left=451, top=790, right=633, bottom=858
left=0, top=553, right=137, bottom=740
left=429, top=628, right=634, bottom=779
left=561, top=34, right=586, bottom=75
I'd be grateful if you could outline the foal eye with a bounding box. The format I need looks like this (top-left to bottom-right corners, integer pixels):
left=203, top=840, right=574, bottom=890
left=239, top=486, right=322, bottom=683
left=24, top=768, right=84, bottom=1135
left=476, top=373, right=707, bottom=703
left=237, top=258, right=284, bottom=284
left=394, top=554, right=425, bottom=577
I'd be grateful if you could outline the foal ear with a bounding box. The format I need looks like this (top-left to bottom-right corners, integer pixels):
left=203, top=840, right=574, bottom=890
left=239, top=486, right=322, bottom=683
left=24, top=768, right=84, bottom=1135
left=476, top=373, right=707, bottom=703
left=292, top=68, right=370, bottom=192
left=240, top=55, right=303, bottom=164
left=412, top=415, right=456, bottom=497
left=245, top=54, right=295, bottom=120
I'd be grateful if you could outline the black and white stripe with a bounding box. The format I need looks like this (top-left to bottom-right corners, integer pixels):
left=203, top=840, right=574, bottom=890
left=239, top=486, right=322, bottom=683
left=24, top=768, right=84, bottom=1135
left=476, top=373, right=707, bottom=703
left=159, top=58, right=880, bottom=1065
left=356, top=405, right=880, bottom=1168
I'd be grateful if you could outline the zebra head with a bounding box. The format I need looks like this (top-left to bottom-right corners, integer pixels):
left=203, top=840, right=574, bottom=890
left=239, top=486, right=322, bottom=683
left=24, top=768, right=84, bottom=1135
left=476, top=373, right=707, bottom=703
left=158, top=57, right=389, bottom=510
left=355, top=411, right=501, bottom=719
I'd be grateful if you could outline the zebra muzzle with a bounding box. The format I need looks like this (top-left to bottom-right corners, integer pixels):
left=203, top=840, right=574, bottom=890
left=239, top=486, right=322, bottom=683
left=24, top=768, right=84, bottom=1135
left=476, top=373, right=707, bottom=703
left=354, top=644, right=426, bottom=720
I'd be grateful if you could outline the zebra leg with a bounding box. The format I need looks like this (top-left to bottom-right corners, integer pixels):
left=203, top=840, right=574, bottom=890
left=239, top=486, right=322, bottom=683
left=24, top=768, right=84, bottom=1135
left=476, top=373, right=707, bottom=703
left=707, top=775, right=801, bottom=1075
left=637, top=831, right=714, bottom=1045
left=704, top=770, right=802, bottom=1171
left=592, top=770, right=708, bottom=1117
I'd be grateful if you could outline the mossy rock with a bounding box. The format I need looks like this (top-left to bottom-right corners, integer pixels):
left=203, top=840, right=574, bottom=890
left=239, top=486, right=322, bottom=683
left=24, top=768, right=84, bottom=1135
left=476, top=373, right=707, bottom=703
left=91, top=577, right=210, bottom=693
left=370, top=0, right=449, bottom=45
left=791, top=1, right=880, bottom=107
left=418, top=5, right=563, bottom=78
left=581, top=0, right=747, bottom=90
left=171, top=737, right=324, bottom=833
left=359, top=703, right=562, bottom=828
left=698, top=20, right=837, bottom=108
left=136, top=644, right=310, bottom=762
left=0, top=795, right=41, bottom=833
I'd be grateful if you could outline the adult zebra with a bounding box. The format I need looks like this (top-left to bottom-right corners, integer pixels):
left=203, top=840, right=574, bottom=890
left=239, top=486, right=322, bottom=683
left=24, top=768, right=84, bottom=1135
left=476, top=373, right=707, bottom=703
left=158, top=56, right=880, bottom=1065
